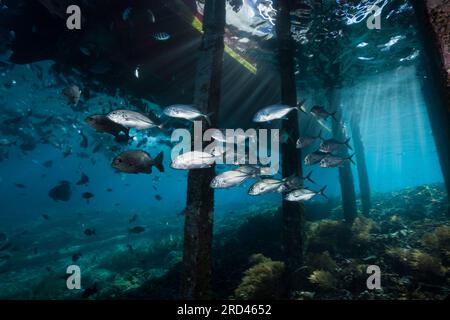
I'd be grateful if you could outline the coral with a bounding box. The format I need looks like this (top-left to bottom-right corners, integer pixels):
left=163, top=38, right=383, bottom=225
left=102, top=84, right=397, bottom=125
left=233, top=254, right=284, bottom=300
left=385, top=248, right=446, bottom=277
left=351, top=216, right=376, bottom=243
left=308, top=270, right=337, bottom=290
left=308, top=251, right=338, bottom=272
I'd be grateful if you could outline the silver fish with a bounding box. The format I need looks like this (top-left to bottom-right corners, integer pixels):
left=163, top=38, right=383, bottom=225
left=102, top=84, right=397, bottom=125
left=319, top=137, right=352, bottom=153
left=107, top=110, right=161, bottom=130
left=248, top=178, right=285, bottom=195
left=296, top=130, right=322, bottom=149
left=210, top=170, right=252, bottom=189
left=310, top=106, right=337, bottom=121
left=163, top=105, right=211, bottom=125
left=285, top=186, right=327, bottom=202
left=112, top=150, right=164, bottom=174
left=171, top=151, right=216, bottom=170
left=253, top=100, right=306, bottom=123
left=304, top=150, right=330, bottom=165
left=320, top=154, right=355, bottom=168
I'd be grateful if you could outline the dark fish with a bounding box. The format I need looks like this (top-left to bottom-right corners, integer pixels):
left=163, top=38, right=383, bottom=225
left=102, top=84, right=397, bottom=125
left=114, top=203, right=121, bottom=207
left=76, top=173, right=89, bottom=186
left=85, top=115, right=129, bottom=138
left=154, top=194, right=162, bottom=201
left=84, top=228, right=96, bottom=236
left=14, top=183, right=26, bottom=188
left=129, top=214, right=138, bottom=223
left=92, top=143, right=102, bottom=153
left=43, top=160, right=53, bottom=168
left=112, top=151, right=164, bottom=174
left=41, top=214, right=50, bottom=220
left=310, top=106, right=337, bottom=121
left=106, top=188, right=113, bottom=192
left=33, top=247, right=38, bottom=255
left=126, top=244, right=134, bottom=254
left=79, top=131, right=88, bottom=149
left=82, top=192, right=94, bottom=203
left=81, top=284, right=98, bottom=299
left=48, top=181, right=71, bottom=202
left=63, top=148, right=72, bottom=158
left=129, top=226, right=145, bottom=234
left=72, top=251, right=82, bottom=262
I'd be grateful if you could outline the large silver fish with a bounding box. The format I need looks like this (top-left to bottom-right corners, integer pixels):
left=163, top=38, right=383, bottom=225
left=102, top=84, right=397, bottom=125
left=171, top=151, right=216, bottom=170
left=163, top=105, right=211, bottom=125
left=296, top=130, right=322, bottom=149
left=320, top=154, right=355, bottom=168
left=107, top=110, right=161, bottom=130
left=319, top=137, right=352, bottom=153
left=248, top=178, right=286, bottom=195
left=285, top=186, right=327, bottom=202
left=210, top=169, right=253, bottom=189
left=253, top=100, right=306, bottom=123
left=304, top=150, right=330, bottom=165
left=310, top=106, right=337, bottom=121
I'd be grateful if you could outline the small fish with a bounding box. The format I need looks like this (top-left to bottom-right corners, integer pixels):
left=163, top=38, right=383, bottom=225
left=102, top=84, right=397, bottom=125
left=163, top=105, right=211, bottom=125
left=82, top=192, right=94, bottom=203
left=153, top=32, right=171, bottom=41
left=85, top=115, right=130, bottom=137
left=112, top=150, right=164, bottom=174
left=48, top=181, right=71, bottom=202
left=107, top=110, right=162, bottom=131
left=106, top=188, right=113, bottom=192
left=296, top=130, right=322, bottom=149
left=92, top=143, right=102, bottom=154
left=319, top=137, right=352, bottom=153
left=14, top=183, right=26, bottom=188
left=210, top=169, right=254, bottom=189
left=129, top=226, right=145, bottom=234
left=72, top=251, right=82, bottom=262
left=320, top=154, right=355, bottom=168
left=171, top=151, right=216, bottom=170
left=154, top=194, right=162, bottom=201
left=253, top=100, right=306, bottom=123
left=0, top=139, right=16, bottom=147
left=84, top=228, right=96, bottom=236
left=76, top=173, right=89, bottom=186
left=285, top=186, right=328, bottom=202
left=304, top=150, right=330, bottom=166
left=79, top=130, right=88, bottom=149
left=129, top=214, right=138, bottom=223
left=62, top=85, right=82, bottom=106
left=310, top=106, right=337, bottom=121
left=42, top=160, right=53, bottom=168
left=41, top=214, right=50, bottom=220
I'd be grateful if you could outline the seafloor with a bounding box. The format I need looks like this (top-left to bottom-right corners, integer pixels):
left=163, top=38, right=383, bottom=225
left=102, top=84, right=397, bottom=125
left=0, top=183, right=448, bottom=300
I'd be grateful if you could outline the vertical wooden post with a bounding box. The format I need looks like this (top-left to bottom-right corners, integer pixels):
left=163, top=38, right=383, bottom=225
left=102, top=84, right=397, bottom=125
left=328, top=90, right=357, bottom=224
left=181, top=0, right=225, bottom=300
left=350, top=113, right=371, bottom=216
left=275, top=0, right=305, bottom=294
left=412, top=1, right=450, bottom=197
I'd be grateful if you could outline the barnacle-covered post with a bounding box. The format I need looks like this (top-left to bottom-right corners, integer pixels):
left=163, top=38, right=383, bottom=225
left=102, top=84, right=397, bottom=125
left=328, top=90, right=357, bottom=224
left=412, top=1, right=450, bottom=197
left=275, top=0, right=305, bottom=294
left=350, top=112, right=371, bottom=216
left=181, top=0, right=225, bottom=300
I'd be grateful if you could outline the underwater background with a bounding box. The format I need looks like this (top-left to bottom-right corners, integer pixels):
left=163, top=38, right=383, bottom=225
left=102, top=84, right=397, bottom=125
left=0, top=0, right=449, bottom=299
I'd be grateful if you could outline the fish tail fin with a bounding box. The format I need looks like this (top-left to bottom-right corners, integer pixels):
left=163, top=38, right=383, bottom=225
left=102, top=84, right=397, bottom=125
left=348, top=153, right=356, bottom=165
left=345, top=138, right=353, bottom=150
left=319, top=185, right=328, bottom=199
left=296, top=99, right=307, bottom=113
left=204, top=113, right=213, bottom=126
left=154, top=151, right=165, bottom=172
left=305, top=170, right=316, bottom=184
